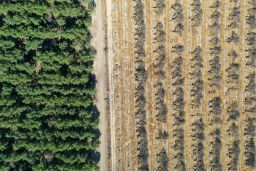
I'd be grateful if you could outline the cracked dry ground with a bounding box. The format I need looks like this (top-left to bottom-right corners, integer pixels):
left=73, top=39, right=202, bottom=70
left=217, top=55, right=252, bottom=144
left=105, top=0, right=256, bottom=170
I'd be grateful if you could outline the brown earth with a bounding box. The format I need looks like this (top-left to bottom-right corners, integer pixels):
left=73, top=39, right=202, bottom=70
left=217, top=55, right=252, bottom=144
left=96, top=0, right=256, bottom=170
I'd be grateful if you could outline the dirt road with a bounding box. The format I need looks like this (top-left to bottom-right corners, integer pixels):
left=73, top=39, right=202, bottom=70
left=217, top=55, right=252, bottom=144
left=92, top=0, right=111, bottom=170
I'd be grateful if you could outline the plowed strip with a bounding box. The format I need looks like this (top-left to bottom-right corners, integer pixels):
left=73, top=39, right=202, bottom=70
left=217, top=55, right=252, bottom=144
left=103, top=0, right=256, bottom=170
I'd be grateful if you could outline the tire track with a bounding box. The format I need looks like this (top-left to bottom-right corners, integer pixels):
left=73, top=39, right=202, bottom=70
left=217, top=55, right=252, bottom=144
left=119, top=0, right=131, bottom=169
left=127, top=0, right=139, bottom=170
left=219, top=0, right=226, bottom=169
left=110, top=0, right=122, bottom=169
left=105, top=0, right=115, bottom=169
left=93, top=0, right=110, bottom=170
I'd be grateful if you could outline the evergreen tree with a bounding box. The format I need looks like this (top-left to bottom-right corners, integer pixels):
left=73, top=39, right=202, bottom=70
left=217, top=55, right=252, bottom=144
left=0, top=0, right=99, bottom=170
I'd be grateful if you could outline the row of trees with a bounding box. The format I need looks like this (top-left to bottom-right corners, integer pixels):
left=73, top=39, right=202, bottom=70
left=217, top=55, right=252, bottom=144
left=132, top=0, right=149, bottom=170
left=206, top=1, right=222, bottom=170
left=169, top=1, right=186, bottom=170
left=243, top=0, right=256, bottom=167
left=0, top=0, right=99, bottom=170
left=225, top=1, right=241, bottom=170
left=152, top=1, right=168, bottom=168
left=188, top=1, right=205, bottom=170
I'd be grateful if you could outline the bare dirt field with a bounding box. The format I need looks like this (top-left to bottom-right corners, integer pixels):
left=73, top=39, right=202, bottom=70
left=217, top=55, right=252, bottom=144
left=96, top=0, right=256, bottom=170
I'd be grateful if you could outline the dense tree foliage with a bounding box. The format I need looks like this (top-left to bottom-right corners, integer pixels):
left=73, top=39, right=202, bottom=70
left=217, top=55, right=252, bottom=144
left=0, top=0, right=99, bottom=170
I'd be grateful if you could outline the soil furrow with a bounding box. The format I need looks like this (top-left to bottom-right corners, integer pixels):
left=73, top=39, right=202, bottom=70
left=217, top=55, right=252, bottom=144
left=145, top=0, right=155, bottom=170
left=111, top=0, right=122, bottom=169
left=127, top=0, right=139, bottom=169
